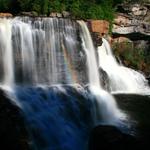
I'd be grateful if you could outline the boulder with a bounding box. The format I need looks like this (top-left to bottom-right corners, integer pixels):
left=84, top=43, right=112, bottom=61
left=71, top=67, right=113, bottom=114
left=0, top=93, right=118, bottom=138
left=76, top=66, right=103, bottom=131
left=0, top=13, right=13, bottom=17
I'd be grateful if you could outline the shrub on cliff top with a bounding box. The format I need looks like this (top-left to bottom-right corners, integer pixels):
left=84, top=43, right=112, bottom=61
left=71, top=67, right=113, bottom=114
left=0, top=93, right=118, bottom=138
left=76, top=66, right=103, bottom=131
left=0, top=0, right=124, bottom=21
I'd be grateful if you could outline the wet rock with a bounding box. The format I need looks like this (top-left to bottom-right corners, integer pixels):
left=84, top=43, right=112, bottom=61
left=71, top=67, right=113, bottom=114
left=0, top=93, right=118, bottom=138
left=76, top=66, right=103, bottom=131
left=89, top=125, right=144, bottom=150
left=0, top=89, right=30, bottom=150
left=91, top=32, right=102, bottom=47
left=99, top=68, right=110, bottom=91
left=49, top=12, right=62, bottom=18
left=146, top=75, right=150, bottom=85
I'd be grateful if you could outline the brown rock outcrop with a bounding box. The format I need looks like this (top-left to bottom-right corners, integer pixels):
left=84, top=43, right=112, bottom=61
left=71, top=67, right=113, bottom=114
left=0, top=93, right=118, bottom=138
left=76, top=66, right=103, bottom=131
left=0, top=13, right=13, bottom=17
left=88, top=20, right=109, bottom=36
left=88, top=20, right=109, bottom=47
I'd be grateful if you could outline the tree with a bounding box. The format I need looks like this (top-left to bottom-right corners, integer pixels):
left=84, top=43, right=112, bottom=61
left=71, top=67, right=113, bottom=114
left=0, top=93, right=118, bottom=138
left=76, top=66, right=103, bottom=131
left=0, top=0, right=10, bottom=12
left=41, top=0, right=49, bottom=14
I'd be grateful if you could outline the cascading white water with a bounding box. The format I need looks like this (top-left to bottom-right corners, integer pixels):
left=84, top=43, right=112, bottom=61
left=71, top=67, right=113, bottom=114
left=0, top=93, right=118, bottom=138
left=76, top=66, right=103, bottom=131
left=98, top=38, right=150, bottom=94
left=78, top=21, right=100, bottom=88
left=78, top=21, right=125, bottom=125
left=0, top=19, right=14, bottom=86
left=0, top=17, right=86, bottom=86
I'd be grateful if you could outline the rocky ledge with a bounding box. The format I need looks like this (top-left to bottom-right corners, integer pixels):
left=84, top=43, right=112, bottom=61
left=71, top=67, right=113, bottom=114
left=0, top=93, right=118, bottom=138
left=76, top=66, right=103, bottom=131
left=112, top=3, right=150, bottom=40
left=0, top=13, right=13, bottom=17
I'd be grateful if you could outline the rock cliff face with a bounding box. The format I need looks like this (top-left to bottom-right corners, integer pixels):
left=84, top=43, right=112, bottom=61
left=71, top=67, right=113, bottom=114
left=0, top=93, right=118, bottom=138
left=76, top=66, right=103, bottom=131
left=88, top=20, right=109, bottom=47
left=112, top=3, right=150, bottom=40
left=88, top=20, right=109, bottom=36
left=0, top=89, right=30, bottom=150
left=111, top=2, right=150, bottom=77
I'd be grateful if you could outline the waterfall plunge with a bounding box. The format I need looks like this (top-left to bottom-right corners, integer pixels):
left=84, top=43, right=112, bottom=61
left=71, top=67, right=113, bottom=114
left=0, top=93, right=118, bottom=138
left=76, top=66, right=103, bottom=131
left=98, top=38, right=150, bottom=94
left=78, top=21, right=125, bottom=125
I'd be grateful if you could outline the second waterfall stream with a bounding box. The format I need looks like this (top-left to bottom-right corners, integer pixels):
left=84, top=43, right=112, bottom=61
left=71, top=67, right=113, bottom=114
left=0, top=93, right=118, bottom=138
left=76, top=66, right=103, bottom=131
left=78, top=21, right=125, bottom=125
left=98, top=38, right=150, bottom=94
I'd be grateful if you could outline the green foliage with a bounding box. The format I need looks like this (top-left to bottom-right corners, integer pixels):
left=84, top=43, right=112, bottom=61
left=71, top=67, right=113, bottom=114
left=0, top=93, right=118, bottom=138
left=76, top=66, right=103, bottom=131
left=113, top=41, right=149, bottom=72
left=0, top=0, right=124, bottom=20
left=17, top=0, right=31, bottom=11
left=0, top=0, right=11, bottom=12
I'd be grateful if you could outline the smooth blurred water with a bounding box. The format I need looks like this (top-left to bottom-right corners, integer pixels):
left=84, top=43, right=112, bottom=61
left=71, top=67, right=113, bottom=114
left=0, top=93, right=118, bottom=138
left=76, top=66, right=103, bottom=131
left=0, top=17, right=86, bottom=86
left=78, top=21, right=125, bottom=125
left=12, top=85, right=93, bottom=150
left=98, top=38, right=150, bottom=94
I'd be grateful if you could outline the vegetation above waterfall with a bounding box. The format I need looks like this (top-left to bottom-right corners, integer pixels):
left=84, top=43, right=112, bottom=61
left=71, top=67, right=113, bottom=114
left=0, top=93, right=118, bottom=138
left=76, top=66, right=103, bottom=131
left=0, top=0, right=125, bottom=21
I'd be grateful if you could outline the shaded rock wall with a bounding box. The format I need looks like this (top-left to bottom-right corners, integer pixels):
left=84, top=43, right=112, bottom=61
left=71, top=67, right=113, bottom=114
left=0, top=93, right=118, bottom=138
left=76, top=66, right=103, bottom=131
left=0, top=89, right=30, bottom=150
left=89, top=125, right=142, bottom=150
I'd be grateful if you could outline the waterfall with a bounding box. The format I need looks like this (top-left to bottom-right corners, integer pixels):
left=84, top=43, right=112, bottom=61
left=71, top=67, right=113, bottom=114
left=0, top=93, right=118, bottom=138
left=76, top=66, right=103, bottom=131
left=98, top=38, right=150, bottom=94
left=78, top=21, right=125, bottom=125
left=0, top=19, right=14, bottom=86
left=0, top=17, right=86, bottom=86
left=0, top=17, right=127, bottom=150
